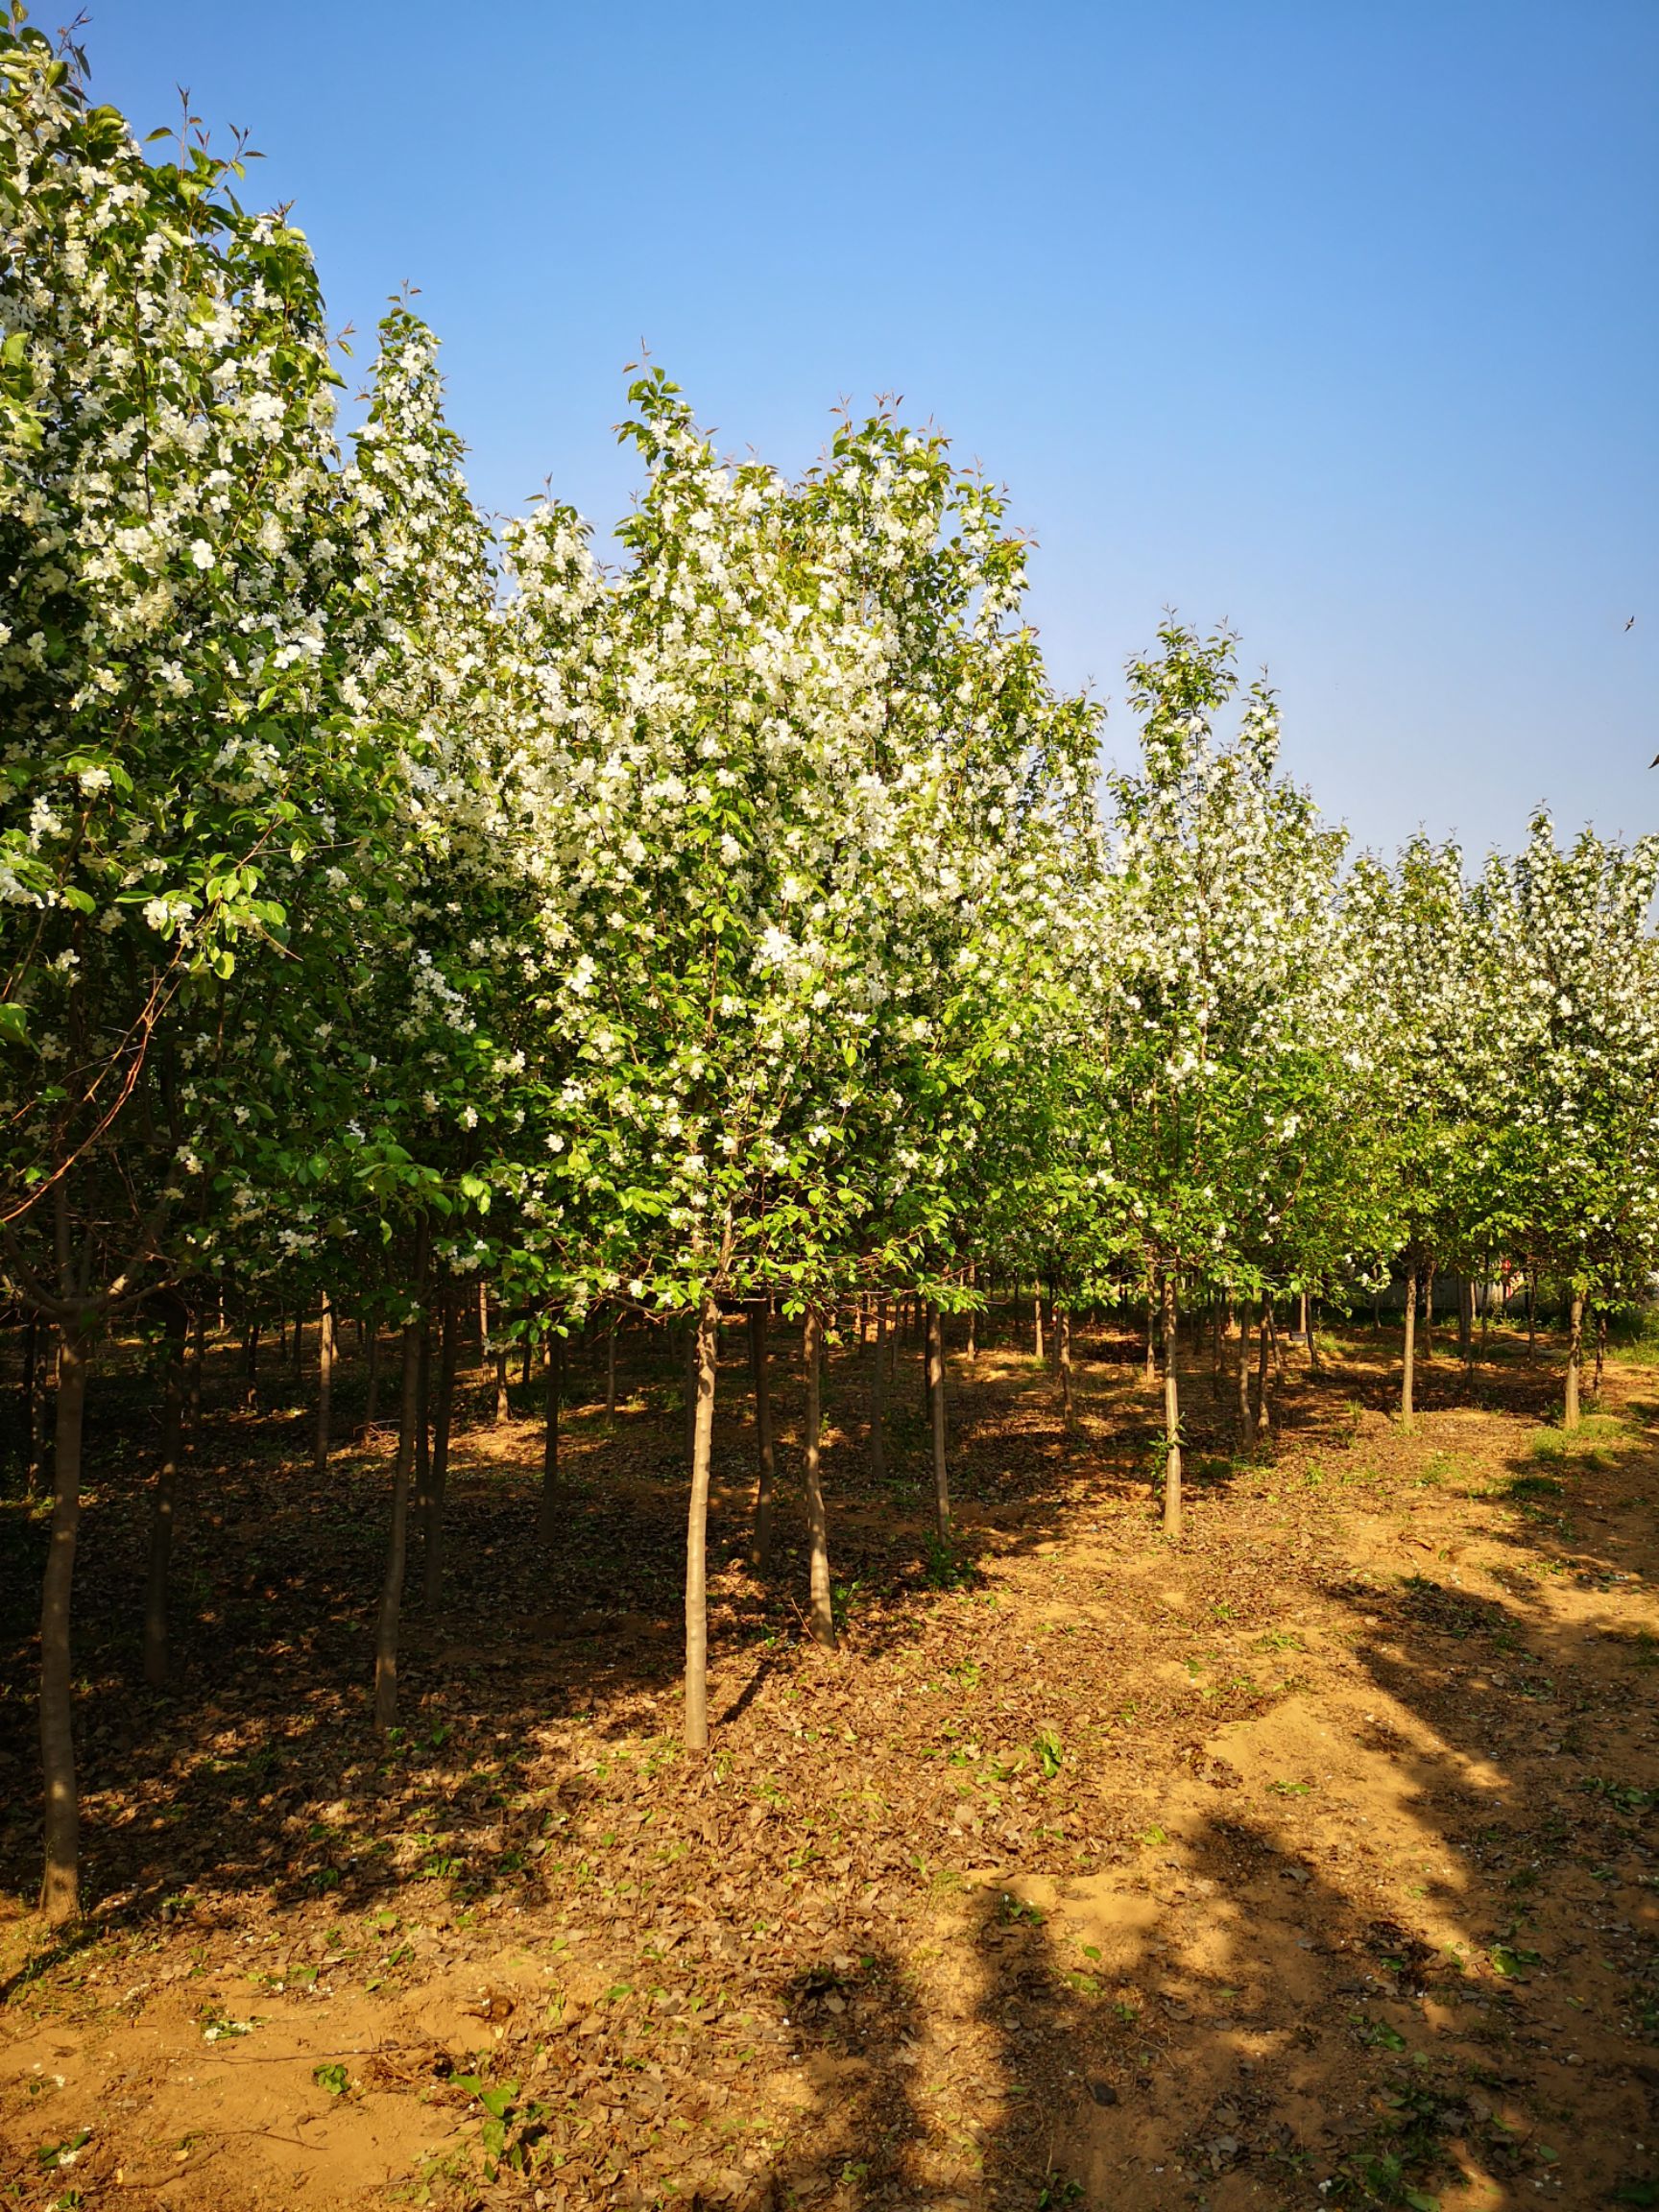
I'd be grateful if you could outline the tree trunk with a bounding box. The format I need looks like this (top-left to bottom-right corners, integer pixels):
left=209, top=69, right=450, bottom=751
left=1564, top=1288, right=1584, bottom=1431
left=413, top=1314, right=432, bottom=1540
left=1033, top=1293, right=1045, bottom=1363
left=605, top=1311, right=617, bottom=1419
left=1307, top=1294, right=1323, bottom=1374
left=476, top=1279, right=488, bottom=1356
left=684, top=1289, right=720, bottom=1747
left=493, top=1340, right=510, bottom=1425
left=1058, top=1307, right=1074, bottom=1429
left=870, top=1298, right=886, bottom=1483
left=243, top=1318, right=260, bottom=1408
left=1161, top=1269, right=1183, bottom=1539
left=1255, top=1301, right=1272, bottom=1434
left=926, top=1302, right=950, bottom=1540
left=142, top=1299, right=188, bottom=1691
left=374, top=1254, right=427, bottom=1734
left=967, top=1263, right=977, bottom=1364
left=748, top=1303, right=774, bottom=1574
left=1401, top=1262, right=1417, bottom=1432
left=422, top=1287, right=458, bottom=1608
left=188, top=1302, right=204, bottom=1441
left=537, top=1327, right=563, bottom=1544
left=21, top=1313, right=40, bottom=1498
left=39, top=1317, right=90, bottom=1926
left=1235, top=1298, right=1254, bottom=1446
left=314, top=1292, right=335, bottom=1477
left=1144, top=1298, right=1156, bottom=1382
left=804, top=1309, right=836, bottom=1647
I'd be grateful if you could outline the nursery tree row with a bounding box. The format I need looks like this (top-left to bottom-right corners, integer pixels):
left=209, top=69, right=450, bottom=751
left=4, top=17, right=1657, bottom=1922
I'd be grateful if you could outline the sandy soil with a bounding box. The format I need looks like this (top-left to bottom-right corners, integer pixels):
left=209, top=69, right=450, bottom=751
left=2, top=1313, right=1656, bottom=2210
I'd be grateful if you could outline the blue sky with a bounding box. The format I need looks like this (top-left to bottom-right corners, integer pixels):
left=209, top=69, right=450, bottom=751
left=86, top=2, right=1658, bottom=858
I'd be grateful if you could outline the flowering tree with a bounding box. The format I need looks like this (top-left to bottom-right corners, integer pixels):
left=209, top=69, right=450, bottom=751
left=1486, top=815, right=1659, bottom=1427
left=493, top=374, right=1097, bottom=1740
left=1090, top=623, right=1362, bottom=1529
left=0, top=17, right=358, bottom=1921
left=1345, top=839, right=1512, bottom=1428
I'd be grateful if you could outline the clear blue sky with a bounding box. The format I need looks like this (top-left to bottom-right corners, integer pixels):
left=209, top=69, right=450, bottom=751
left=86, top=2, right=1658, bottom=859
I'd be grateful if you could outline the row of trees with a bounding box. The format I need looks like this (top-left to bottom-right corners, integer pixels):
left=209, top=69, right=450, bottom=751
left=5, top=14, right=1657, bottom=1922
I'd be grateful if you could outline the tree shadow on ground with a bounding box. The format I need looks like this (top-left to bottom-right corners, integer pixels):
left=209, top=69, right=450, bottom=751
left=3, top=1318, right=1658, bottom=2211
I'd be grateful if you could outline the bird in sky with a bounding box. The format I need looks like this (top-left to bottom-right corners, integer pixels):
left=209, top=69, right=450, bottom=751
left=1628, top=615, right=1638, bottom=630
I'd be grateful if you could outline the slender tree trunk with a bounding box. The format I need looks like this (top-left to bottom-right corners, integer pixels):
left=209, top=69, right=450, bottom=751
left=605, top=1310, right=617, bottom=1419
left=748, top=1303, right=774, bottom=1573
left=1564, top=1288, right=1584, bottom=1431
left=967, top=1262, right=977, bottom=1364
left=1308, top=1294, right=1323, bottom=1374
left=142, top=1300, right=188, bottom=1690
left=1058, top=1307, right=1074, bottom=1430
left=1161, top=1268, right=1183, bottom=1540
left=1298, top=1289, right=1309, bottom=1346
left=684, top=1290, right=721, bottom=1746
left=39, top=1315, right=90, bottom=1926
left=1372, top=1291, right=1382, bottom=1334
left=926, top=1302, right=950, bottom=1540
left=683, top=1318, right=699, bottom=1470
left=21, top=1313, right=40, bottom=1498
left=1401, top=1262, right=1418, bottom=1432
left=803, top=1309, right=836, bottom=1647
left=1033, top=1293, right=1045, bottom=1363
left=1144, top=1298, right=1156, bottom=1382
left=493, top=1339, right=510, bottom=1425
left=1255, top=1301, right=1273, bottom=1434
left=870, top=1298, right=886, bottom=1483
left=244, top=1319, right=260, bottom=1408
left=1527, top=1263, right=1537, bottom=1361
left=476, top=1279, right=488, bottom=1357
left=188, top=1302, right=204, bottom=1442
left=374, top=1246, right=427, bottom=1735
left=1236, top=1297, right=1254, bottom=1447
left=314, top=1292, right=335, bottom=1477
left=413, top=1314, right=433, bottom=1541
left=537, top=1327, right=563, bottom=1543
left=422, top=1287, right=457, bottom=1608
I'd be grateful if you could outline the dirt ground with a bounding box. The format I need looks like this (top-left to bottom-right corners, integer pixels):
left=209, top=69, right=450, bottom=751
left=2, top=1309, right=1657, bottom=2212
